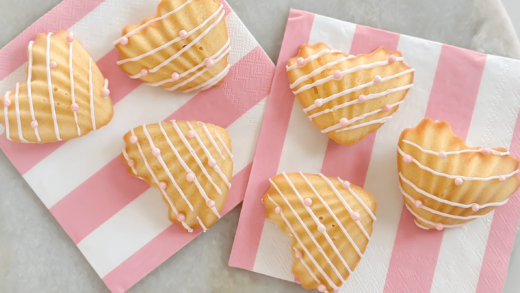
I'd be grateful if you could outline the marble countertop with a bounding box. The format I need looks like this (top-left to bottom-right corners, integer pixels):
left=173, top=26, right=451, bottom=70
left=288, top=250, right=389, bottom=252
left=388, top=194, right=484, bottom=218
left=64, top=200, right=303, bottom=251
left=1, top=0, right=520, bottom=292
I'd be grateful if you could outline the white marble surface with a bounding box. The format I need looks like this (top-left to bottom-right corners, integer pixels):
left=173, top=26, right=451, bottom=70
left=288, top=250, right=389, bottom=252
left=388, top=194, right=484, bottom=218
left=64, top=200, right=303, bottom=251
left=1, top=0, right=520, bottom=292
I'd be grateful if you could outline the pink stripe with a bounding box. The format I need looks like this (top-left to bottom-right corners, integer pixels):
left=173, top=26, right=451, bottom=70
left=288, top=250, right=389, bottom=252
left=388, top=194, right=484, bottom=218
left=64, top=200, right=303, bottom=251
left=228, top=9, right=314, bottom=271
left=321, top=25, right=400, bottom=185
left=0, top=0, right=105, bottom=81
left=0, top=49, right=141, bottom=175
left=476, top=110, right=520, bottom=293
left=48, top=46, right=273, bottom=244
left=384, top=45, right=487, bottom=293
left=102, top=163, right=252, bottom=293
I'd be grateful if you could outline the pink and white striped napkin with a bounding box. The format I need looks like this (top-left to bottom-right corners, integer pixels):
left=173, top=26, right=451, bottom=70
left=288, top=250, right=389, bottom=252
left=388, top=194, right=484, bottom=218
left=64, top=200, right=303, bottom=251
left=230, top=9, right=520, bottom=293
left=0, top=1, right=274, bottom=292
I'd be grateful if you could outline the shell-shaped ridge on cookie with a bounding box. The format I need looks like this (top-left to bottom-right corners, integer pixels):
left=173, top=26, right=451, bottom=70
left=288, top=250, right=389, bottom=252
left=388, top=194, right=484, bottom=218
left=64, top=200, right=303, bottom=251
left=397, top=118, right=520, bottom=230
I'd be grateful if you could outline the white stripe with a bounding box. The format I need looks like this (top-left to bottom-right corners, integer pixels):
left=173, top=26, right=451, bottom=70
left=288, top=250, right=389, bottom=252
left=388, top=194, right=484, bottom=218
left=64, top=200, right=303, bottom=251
left=3, top=91, right=10, bottom=140
left=198, top=121, right=225, bottom=160
left=45, top=32, right=61, bottom=141
left=68, top=37, right=81, bottom=136
left=27, top=41, right=41, bottom=141
left=89, top=58, right=96, bottom=130
left=14, top=83, right=27, bottom=143
left=286, top=48, right=342, bottom=71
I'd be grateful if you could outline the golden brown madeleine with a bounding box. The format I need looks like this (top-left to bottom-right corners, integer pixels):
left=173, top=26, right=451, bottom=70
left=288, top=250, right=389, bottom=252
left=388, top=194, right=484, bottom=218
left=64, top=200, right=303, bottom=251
left=287, top=43, right=414, bottom=145
left=397, top=118, right=520, bottom=230
left=121, top=120, right=233, bottom=232
left=114, top=0, right=230, bottom=92
left=262, top=172, right=376, bottom=292
left=0, top=31, right=113, bottom=143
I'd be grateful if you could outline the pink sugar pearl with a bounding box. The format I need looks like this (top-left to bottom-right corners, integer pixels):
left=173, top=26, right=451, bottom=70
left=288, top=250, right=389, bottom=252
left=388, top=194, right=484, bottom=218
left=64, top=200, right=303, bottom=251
left=415, top=200, right=422, bottom=208
left=274, top=207, right=281, bottom=214
left=127, top=159, right=135, bottom=167
left=141, top=69, right=149, bottom=77
left=481, top=148, right=491, bottom=155
left=455, top=178, right=463, bottom=186
left=129, top=135, right=138, bottom=144
left=499, top=175, right=506, bottom=182
left=472, top=204, right=480, bottom=212
left=159, top=182, right=167, bottom=190
left=358, top=95, right=366, bottom=103
left=177, top=213, right=186, bottom=222
left=314, top=99, right=323, bottom=107
left=317, top=284, right=327, bottom=292
left=119, top=37, right=129, bottom=45
left=171, top=72, right=180, bottom=81
left=66, top=33, right=74, bottom=43
left=383, top=104, right=391, bottom=112
left=435, top=223, right=444, bottom=231
left=30, top=120, right=38, bottom=128
left=296, top=57, right=305, bottom=67
left=342, top=180, right=350, bottom=189
left=208, top=158, right=217, bottom=167
left=438, top=151, right=447, bottom=159
left=388, top=55, right=397, bottom=63
left=339, top=118, right=349, bottom=127
left=207, top=199, right=216, bottom=208
left=152, top=148, right=161, bottom=157
left=294, top=250, right=302, bottom=259
left=373, top=75, right=382, bottom=83
left=187, top=130, right=196, bottom=138
left=351, top=212, right=360, bottom=221
left=70, top=103, right=79, bottom=111
left=403, top=155, right=412, bottom=163
left=49, top=61, right=57, bottom=68
left=333, top=70, right=343, bottom=80
left=3, top=98, right=11, bottom=107
left=205, top=58, right=215, bottom=68
left=303, top=198, right=312, bottom=207
left=179, top=30, right=188, bottom=39
left=186, top=172, right=195, bottom=182
left=317, top=224, right=326, bottom=233
left=102, top=89, right=110, bottom=97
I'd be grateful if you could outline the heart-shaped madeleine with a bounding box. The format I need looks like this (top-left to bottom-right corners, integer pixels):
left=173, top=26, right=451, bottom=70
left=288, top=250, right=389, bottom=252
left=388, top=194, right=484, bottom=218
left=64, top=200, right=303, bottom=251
left=0, top=31, right=113, bottom=143
left=114, top=0, right=230, bottom=93
left=397, top=118, right=520, bottom=230
left=287, top=43, right=414, bottom=145
left=121, top=121, right=233, bottom=232
left=262, top=172, right=377, bottom=293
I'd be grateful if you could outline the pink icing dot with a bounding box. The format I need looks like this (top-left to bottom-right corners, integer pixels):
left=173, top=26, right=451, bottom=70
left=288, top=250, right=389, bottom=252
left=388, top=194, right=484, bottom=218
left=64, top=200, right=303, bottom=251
left=435, top=223, right=444, bottom=231
left=294, top=277, right=301, bottom=284
left=141, top=69, right=149, bottom=77
left=130, top=135, right=138, bottom=144
left=383, top=104, right=391, bottom=112
left=358, top=95, right=366, bottom=103
left=207, top=199, right=216, bottom=208
left=415, top=200, right=422, bottom=208
left=388, top=55, right=397, bottom=63
left=30, top=120, right=38, bottom=128
left=472, top=204, right=480, bottom=212
left=179, top=30, right=188, bottom=39
left=159, top=182, right=167, bottom=189
left=351, top=212, right=360, bottom=221
left=177, top=213, right=186, bottom=222
left=403, top=155, right=412, bottom=164
left=127, top=159, right=135, bottom=167
left=3, top=98, right=11, bottom=107
left=455, top=178, right=463, bottom=186
left=205, top=58, right=215, bottom=68
left=499, top=175, right=506, bottom=182
left=102, top=89, right=110, bottom=97
left=333, top=70, right=343, bottom=80
left=187, top=130, right=196, bottom=138
left=296, top=57, right=305, bottom=67
left=50, top=61, right=57, bottom=68
left=294, top=250, right=303, bottom=259
left=481, top=148, right=491, bottom=155
left=317, top=284, right=327, bottom=292
left=373, top=75, right=382, bottom=84
left=304, top=198, right=312, bottom=207
left=171, top=72, right=180, bottom=81
left=317, top=224, right=326, bottom=233
left=186, top=172, right=195, bottom=182
left=208, top=158, right=217, bottom=167
left=70, top=103, right=79, bottom=111
left=274, top=206, right=281, bottom=214
left=342, top=180, right=350, bottom=189
left=119, top=37, right=129, bottom=45
left=66, top=33, right=74, bottom=43
left=314, top=99, right=323, bottom=107
left=339, top=118, right=349, bottom=127
left=152, top=148, right=161, bottom=157
left=438, top=151, right=447, bottom=159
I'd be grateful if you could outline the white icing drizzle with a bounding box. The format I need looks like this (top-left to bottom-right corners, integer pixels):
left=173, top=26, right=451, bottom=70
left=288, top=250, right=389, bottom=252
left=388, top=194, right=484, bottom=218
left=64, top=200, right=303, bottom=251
left=336, top=177, right=377, bottom=221
left=400, top=185, right=486, bottom=220
left=27, top=41, right=41, bottom=141
left=118, top=4, right=223, bottom=66
left=398, top=147, right=520, bottom=181
left=144, top=124, right=195, bottom=211
left=299, top=172, right=363, bottom=257
left=318, top=174, right=371, bottom=239
left=46, top=32, right=61, bottom=141
left=405, top=204, right=465, bottom=228
left=266, top=195, right=340, bottom=290
left=280, top=172, right=353, bottom=274
left=3, top=91, right=11, bottom=140
left=398, top=172, right=509, bottom=209
left=292, top=247, right=322, bottom=286
left=336, top=116, right=393, bottom=133
left=130, top=128, right=193, bottom=232
left=290, top=55, right=356, bottom=90
left=198, top=121, right=225, bottom=160
left=128, top=9, right=226, bottom=79
left=402, top=139, right=510, bottom=157
left=122, top=147, right=138, bottom=175
left=214, top=130, right=233, bottom=158
left=68, top=36, right=81, bottom=136
left=184, top=64, right=230, bottom=93
left=103, top=79, right=109, bottom=98
left=197, top=216, right=208, bottom=232
left=89, top=58, right=96, bottom=130
left=13, top=83, right=27, bottom=143
left=303, top=68, right=415, bottom=113
left=414, top=219, right=430, bottom=230
left=321, top=101, right=404, bottom=133
left=293, top=57, right=405, bottom=95
left=308, top=84, right=414, bottom=120
left=187, top=122, right=231, bottom=188
left=147, top=39, right=230, bottom=87
left=113, top=0, right=194, bottom=45
left=286, top=48, right=342, bottom=71
left=171, top=120, right=221, bottom=218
